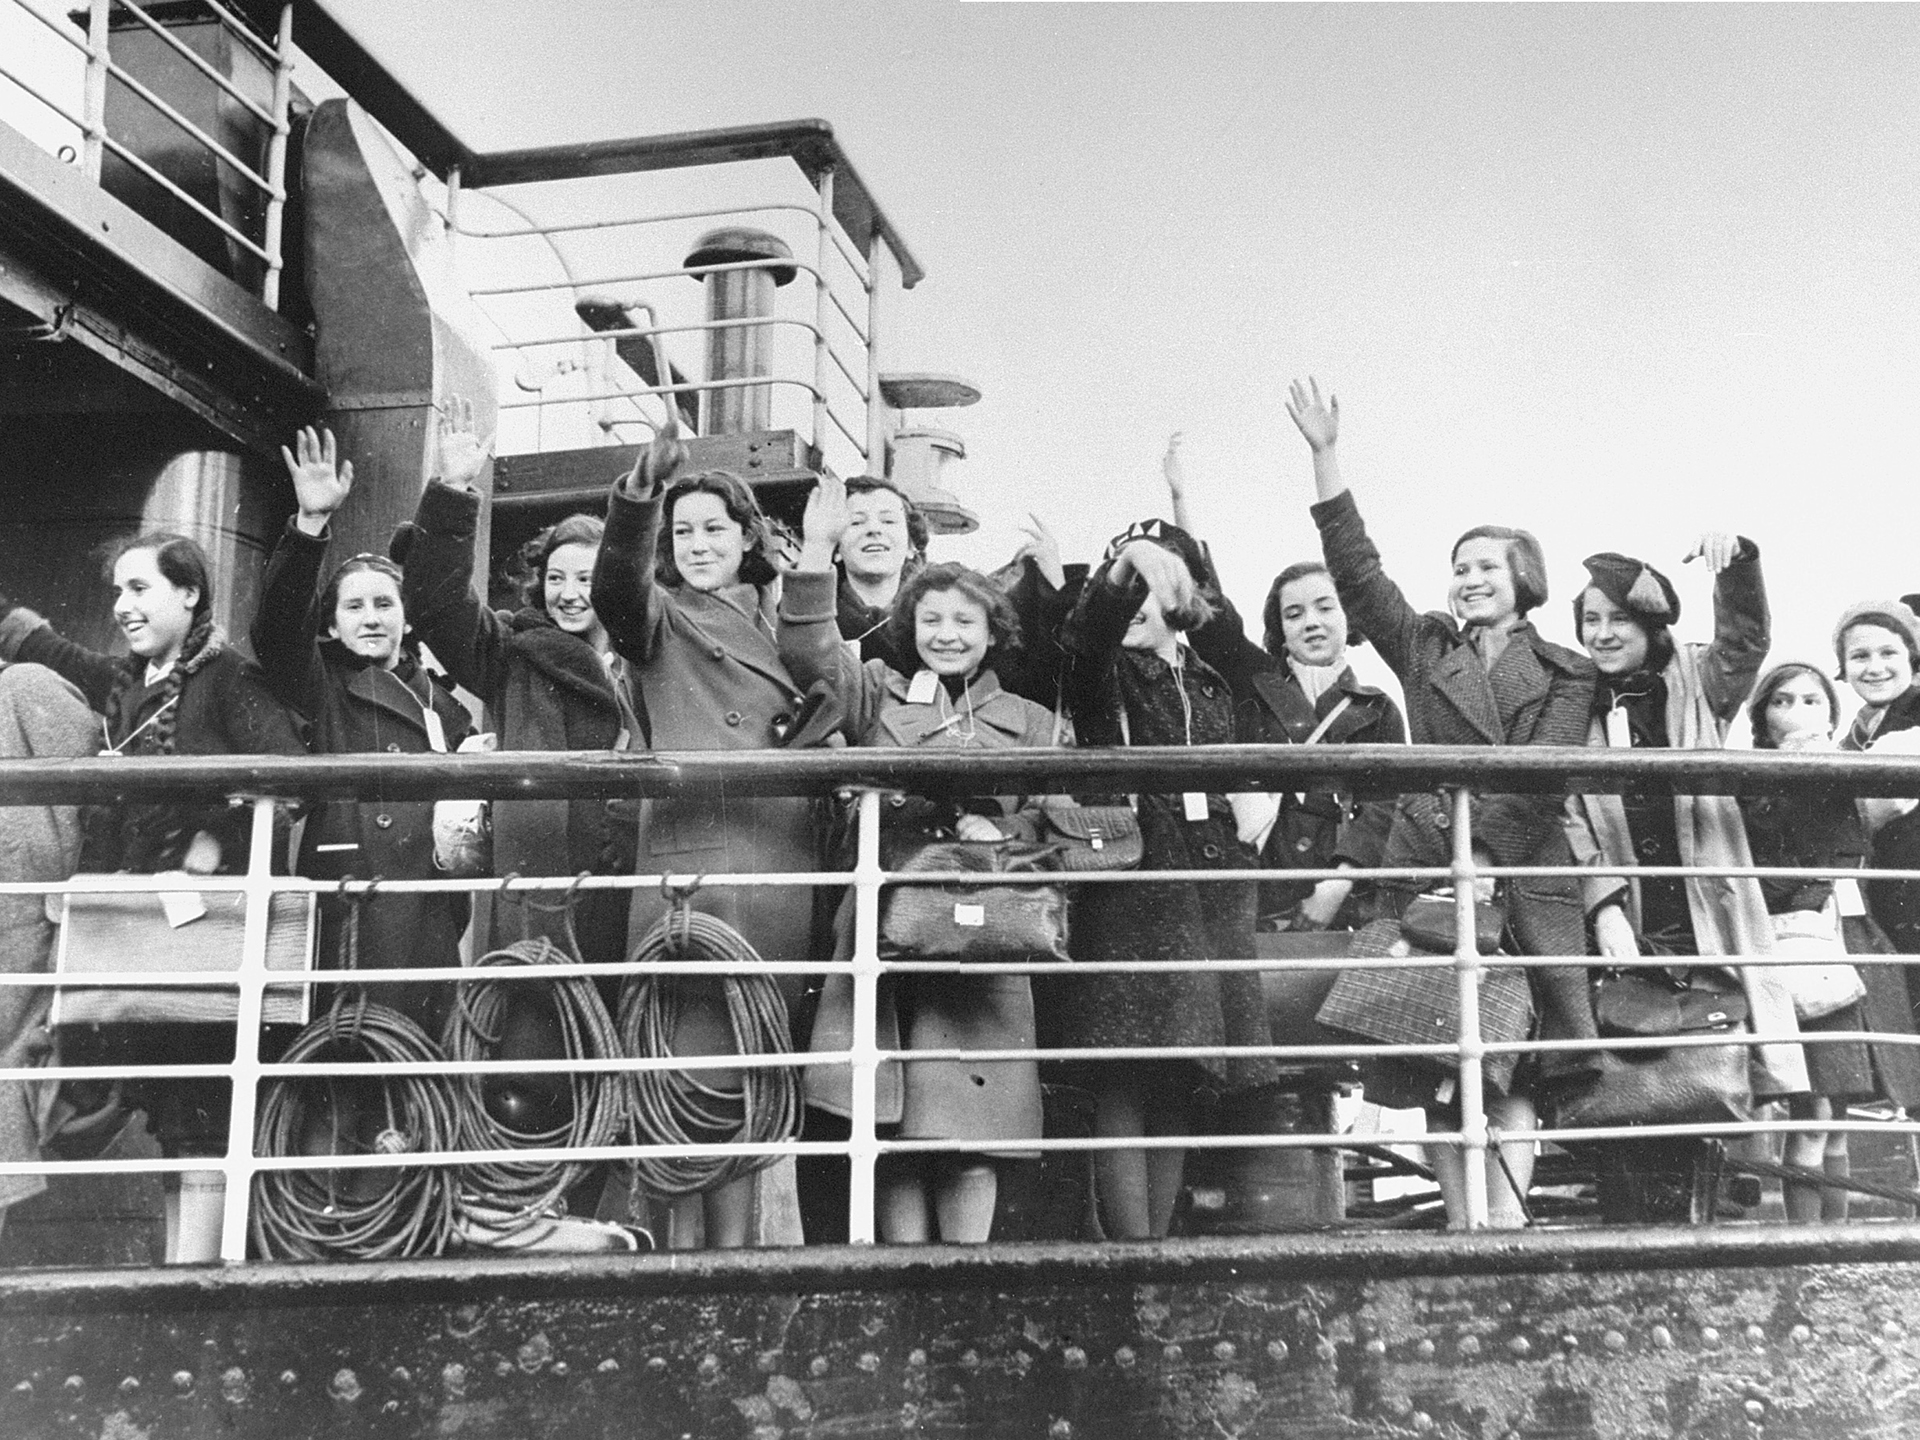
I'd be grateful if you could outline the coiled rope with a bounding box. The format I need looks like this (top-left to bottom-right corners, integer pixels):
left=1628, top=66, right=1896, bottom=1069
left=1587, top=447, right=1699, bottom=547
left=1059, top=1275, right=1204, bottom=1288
left=617, top=906, right=798, bottom=1197
left=442, top=936, right=626, bottom=1226
left=250, top=992, right=461, bottom=1260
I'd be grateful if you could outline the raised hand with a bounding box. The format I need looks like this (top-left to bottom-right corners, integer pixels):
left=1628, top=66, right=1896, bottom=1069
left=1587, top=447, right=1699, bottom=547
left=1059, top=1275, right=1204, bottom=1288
left=1285, top=377, right=1339, bottom=454
left=1161, top=432, right=1187, bottom=497
left=1012, top=513, right=1066, bottom=590
left=435, top=397, right=494, bottom=490
left=799, top=473, right=850, bottom=571
left=1682, top=532, right=1742, bottom=575
left=282, top=425, right=352, bottom=535
left=1113, top=539, right=1197, bottom=616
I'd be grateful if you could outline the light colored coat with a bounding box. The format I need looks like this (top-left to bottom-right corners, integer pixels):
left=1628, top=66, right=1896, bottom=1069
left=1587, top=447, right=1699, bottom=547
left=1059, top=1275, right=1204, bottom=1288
left=1568, top=582, right=1809, bottom=1098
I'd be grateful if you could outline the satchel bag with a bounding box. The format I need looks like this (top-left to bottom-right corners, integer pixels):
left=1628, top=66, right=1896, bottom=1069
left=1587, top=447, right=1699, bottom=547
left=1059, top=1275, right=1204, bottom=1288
left=1550, top=966, right=1752, bottom=1130
left=53, top=883, right=317, bottom=1027
left=1770, top=908, right=1868, bottom=1022
left=878, top=840, right=1070, bottom=962
left=1401, top=893, right=1507, bottom=956
left=1032, top=799, right=1144, bottom=873
left=1315, top=919, right=1533, bottom=1089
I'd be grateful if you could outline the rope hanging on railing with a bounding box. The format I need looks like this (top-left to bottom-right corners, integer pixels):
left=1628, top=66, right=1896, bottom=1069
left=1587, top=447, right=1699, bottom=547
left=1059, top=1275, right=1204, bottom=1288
left=250, top=994, right=461, bottom=1261
left=442, top=936, right=626, bottom=1227
left=617, top=905, right=797, bottom=1197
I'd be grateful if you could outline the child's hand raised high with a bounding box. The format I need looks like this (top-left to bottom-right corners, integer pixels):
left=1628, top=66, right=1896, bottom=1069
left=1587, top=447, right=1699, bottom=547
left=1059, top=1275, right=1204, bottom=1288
left=435, top=397, right=494, bottom=490
left=798, top=474, right=850, bottom=572
left=283, top=425, right=352, bottom=535
left=1284, top=377, right=1339, bottom=454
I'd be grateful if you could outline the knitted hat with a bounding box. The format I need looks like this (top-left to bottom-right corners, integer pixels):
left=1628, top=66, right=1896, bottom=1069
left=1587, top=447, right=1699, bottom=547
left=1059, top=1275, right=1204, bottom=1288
left=1579, top=552, right=1680, bottom=628
left=1832, top=599, right=1920, bottom=669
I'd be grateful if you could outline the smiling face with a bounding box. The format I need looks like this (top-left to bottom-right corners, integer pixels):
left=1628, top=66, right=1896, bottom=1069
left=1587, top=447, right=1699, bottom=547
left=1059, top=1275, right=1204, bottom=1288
left=1764, top=671, right=1834, bottom=747
left=329, top=567, right=405, bottom=668
left=1578, top=587, right=1652, bottom=676
left=1449, top=537, right=1520, bottom=628
left=671, top=490, right=747, bottom=592
left=543, top=541, right=601, bottom=637
left=111, top=548, right=198, bottom=665
left=913, top=587, right=991, bottom=679
left=1842, top=622, right=1915, bottom=707
left=840, top=486, right=911, bottom=586
left=1124, top=589, right=1179, bottom=658
left=1277, top=570, right=1347, bottom=668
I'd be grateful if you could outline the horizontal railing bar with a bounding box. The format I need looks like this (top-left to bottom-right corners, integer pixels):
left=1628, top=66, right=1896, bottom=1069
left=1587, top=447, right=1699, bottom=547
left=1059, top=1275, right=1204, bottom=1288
left=495, top=374, right=822, bottom=412
left=99, top=127, right=274, bottom=259
left=195, top=0, right=280, bottom=62
left=110, top=0, right=277, bottom=124
left=468, top=254, right=821, bottom=298
left=1, top=743, right=1913, bottom=805
left=493, top=313, right=819, bottom=351
left=99, top=54, right=278, bottom=196
left=454, top=199, right=822, bottom=240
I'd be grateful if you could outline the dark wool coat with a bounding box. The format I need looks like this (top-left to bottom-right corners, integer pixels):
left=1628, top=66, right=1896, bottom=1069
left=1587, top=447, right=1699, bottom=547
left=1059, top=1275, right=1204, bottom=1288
left=0, top=611, right=306, bottom=875
left=1054, top=562, right=1275, bottom=1093
left=782, top=568, right=1054, bottom=1148
left=1312, top=490, right=1601, bottom=1075
left=1187, top=588, right=1405, bottom=921
left=592, top=480, right=819, bottom=1004
left=401, top=481, right=637, bottom=971
left=1844, top=682, right=1920, bottom=959
left=253, top=519, right=475, bottom=1031
left=0, top=663, right=97, bottom=1211
left=1740, top=785, right=1920, bottom=1106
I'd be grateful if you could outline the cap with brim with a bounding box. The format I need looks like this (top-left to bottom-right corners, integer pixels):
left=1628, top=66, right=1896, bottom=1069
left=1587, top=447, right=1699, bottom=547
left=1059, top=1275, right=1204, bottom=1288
left=1833, top=599, right=1920, bottom=665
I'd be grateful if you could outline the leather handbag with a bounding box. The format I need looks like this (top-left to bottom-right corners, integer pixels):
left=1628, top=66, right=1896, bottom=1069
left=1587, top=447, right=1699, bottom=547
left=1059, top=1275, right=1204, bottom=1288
left=1315, top=919, right=1533, bottom=1090
left=1033, top=799, right=1143, bottom=873
left=1770, top=909, right=1868, bottom=1022
left=1401, top=894, right=1507, bottom=956
left=1550, top=966, right=1752, bottom=1129
left=878, top=840, right=1070, bottom=962
left=52, top=883, right=316, bottom=1027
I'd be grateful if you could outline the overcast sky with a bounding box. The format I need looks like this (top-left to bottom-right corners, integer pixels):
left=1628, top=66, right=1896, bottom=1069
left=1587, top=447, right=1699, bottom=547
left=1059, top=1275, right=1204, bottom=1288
left=14, top=1, right=1920, bottom=717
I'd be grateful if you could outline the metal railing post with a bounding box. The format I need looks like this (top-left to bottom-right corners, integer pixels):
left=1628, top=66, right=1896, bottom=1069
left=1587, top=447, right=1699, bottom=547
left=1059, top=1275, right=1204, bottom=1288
left=218, top=796, right=277, bottom=1261
left=1449, top=784, right=1490, bottom=1230
left=258, top=3, right=294, bottom=309
left=847, top=788, right=883, bottom=1243
left=80, top=0, right=109, bottom=180
left=445, top=163, right=462, bottom=274
left=811, top=166, right=835, bottom=466
left=863, top=229, right=884, bottom=469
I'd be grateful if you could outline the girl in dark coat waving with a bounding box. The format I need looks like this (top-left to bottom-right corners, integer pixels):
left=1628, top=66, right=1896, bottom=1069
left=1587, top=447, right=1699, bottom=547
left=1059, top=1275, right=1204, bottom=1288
left=252, top=426, right=475, bottom=1032
left=1287, top=377, right=1598, bottom=1229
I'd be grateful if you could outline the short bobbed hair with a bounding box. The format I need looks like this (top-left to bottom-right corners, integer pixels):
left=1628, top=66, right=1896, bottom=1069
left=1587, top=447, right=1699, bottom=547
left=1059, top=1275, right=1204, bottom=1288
left=844, top=474, right=930, bottom=561
left=1262, top=559, right=1364, bottom=657
left=886, top=561, right=1022, bottom=673
left=1748, top=662, right=1840, bottom=750
left=516, top=512, right=604, bottom=616
left=655, top=470, right=780, bottom=588
left=1451, top=525, right=1549, bottom=616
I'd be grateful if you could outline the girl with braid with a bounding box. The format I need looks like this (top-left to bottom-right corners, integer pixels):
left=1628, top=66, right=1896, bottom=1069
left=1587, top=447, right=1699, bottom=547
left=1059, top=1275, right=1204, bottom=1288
left=0, top=533, right=306, bottom=1262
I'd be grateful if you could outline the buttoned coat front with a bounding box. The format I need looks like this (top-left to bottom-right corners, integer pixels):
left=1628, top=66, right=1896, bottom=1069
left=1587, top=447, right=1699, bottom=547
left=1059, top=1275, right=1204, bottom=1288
left=1312, top=490, right=1602, bottom=1071
left=593, top=482, right=819, bottom=999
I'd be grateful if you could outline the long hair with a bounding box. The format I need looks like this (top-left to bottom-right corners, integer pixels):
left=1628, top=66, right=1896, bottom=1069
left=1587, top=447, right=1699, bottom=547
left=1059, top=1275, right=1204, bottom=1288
left=1451, top=525, right=1549, bottom=616
left=885, top=561, right=1022, bottom=674
left=101, top=532, right=219, bottom=755
left=1749, top=661, right=1839, bottom=750
left=654, top=470, right=780, bottom=589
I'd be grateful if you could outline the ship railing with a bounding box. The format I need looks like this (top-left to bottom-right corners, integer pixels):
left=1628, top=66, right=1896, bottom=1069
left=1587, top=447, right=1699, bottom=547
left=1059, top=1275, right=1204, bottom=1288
left=447, top=140, right=898, bottom=478
left=0, top=0, right=296, bottom=305
left=0, top=742, right=1915, bottom=1259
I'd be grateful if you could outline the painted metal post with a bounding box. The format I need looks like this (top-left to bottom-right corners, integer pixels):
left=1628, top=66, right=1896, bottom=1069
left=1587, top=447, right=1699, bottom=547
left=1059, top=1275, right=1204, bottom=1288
left=445, top=163, right=462, bottom=274
left=258, top=3, right=294, bottom=309
left=811, top=166, right=835, bottom=468
left=1448, top=785, right=1490, bottom=1230
left=863, top=230, right=884, bottom=471
left=218, top=795, right=278, bottom=1261
left=80, top=0, right=109, bottom=180
left=846, top=788, right=883, bottom=1243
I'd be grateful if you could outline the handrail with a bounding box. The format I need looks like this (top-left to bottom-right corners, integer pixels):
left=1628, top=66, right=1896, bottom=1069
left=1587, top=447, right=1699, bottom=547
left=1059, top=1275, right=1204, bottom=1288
left=1, top=741, right=1914, bottom=805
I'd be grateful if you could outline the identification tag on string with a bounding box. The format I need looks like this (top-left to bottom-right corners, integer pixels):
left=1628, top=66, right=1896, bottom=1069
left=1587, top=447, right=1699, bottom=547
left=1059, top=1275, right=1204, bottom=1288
left=1183, top=792, right=1210, bottom=822
left=1835, top=877, right=1868, bottom=918
left=159, top=889, right=207, bottom=928
left=953, top=903, right=985, bottom=928
left=907, top=669, right=940, bottom=704
left=1605, top=708, right=1632, bottom=749
left=422, top=709, right=449, bottom=754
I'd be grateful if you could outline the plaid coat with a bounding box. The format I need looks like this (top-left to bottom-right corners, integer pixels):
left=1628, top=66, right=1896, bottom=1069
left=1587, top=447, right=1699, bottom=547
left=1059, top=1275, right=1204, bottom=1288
left=1313, top=490, right=1601, bottom=1069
